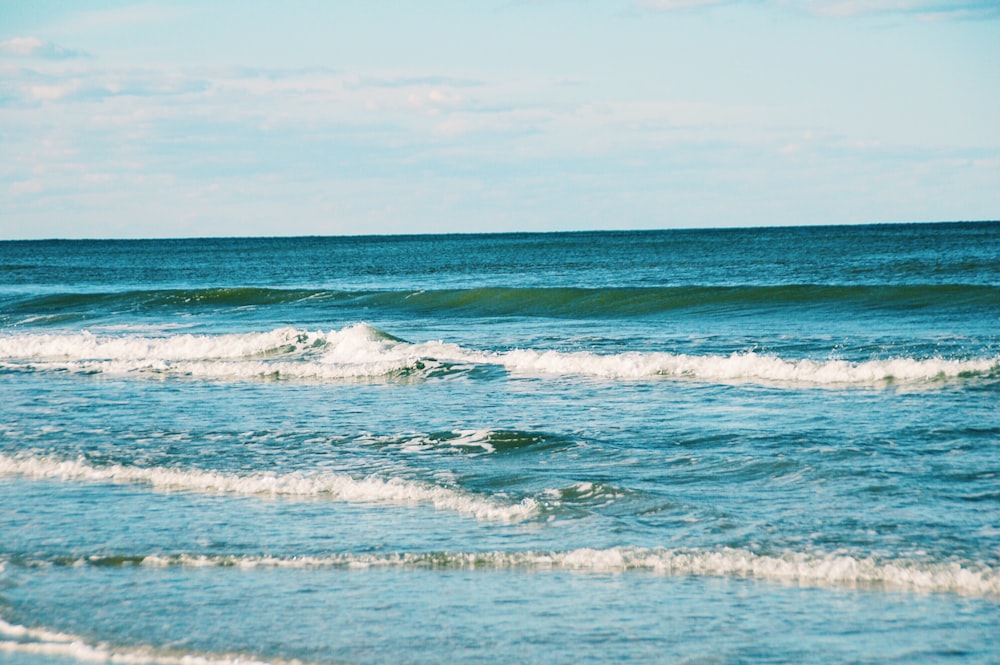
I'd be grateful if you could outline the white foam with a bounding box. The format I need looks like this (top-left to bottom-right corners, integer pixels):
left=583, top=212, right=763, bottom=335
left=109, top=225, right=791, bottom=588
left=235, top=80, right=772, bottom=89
left=498, top=348, right=999, bottom=385
left=1, top=324, right=996, bottom=386
left=382, top=429, right=499, bottom=454
left=40, top=548, right=1000, bottom=597
left=0, top=453, right=537, bottom=523
left=0, top=618, right=290, bottom=665
left=0, top=324, right=464, bottom=380
left=443, top=429, right=498, bottom=452
left=0, top=326, right=318, bottom=361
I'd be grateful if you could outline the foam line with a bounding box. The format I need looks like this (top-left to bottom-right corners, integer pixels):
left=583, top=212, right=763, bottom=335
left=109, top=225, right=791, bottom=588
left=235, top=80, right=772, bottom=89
left=0, top=618, right=294, bottom=665
left=498, top=348, right=998, bottom=384
left=8, top=548, right=997, bottom=596
left=0, top=453, right=537, bottom=523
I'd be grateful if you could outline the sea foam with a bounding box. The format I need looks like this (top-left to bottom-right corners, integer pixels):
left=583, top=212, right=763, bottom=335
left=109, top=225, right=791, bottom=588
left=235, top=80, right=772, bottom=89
left=0, top=453, right=537, bottom=523
left=0, top=324, right=454, bottom=380
left=10, top=548, right=996, bottom=597
left=1, top=324, right=996, bottom=386
left=499, top=348, right=998, bottom=384
left=0, top=618, right=292, bottom=665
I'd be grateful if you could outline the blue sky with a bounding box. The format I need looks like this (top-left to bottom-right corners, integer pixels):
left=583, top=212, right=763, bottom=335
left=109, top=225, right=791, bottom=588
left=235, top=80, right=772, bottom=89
left=1, top=1, right=998, bottom=238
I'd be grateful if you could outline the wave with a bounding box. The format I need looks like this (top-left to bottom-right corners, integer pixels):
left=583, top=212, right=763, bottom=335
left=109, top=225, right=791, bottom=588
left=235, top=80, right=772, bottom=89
left=0, top=453, right=538, bottom=523
left=5, top=287, right=325, bottom=311
left=500, top=347, right=999, bottom=384
left=0, top=618, right=295, bottom=665
left=368, top=284, right=1000, bottom=318
left=1, top=324, right=996, bottom=386
left=4, top=547, right=996, bottom=597
left=6, top=284, right=998, bottom=321
left=0, top=324, right=460, bottom=380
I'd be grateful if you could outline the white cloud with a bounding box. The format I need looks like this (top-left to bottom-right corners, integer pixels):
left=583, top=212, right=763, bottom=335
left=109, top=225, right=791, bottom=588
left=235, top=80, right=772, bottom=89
left=0, top=37, right=87, bottom=59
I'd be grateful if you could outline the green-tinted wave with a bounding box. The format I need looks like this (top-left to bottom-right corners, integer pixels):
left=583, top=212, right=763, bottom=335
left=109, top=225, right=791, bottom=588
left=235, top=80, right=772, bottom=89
left=5, top=287, right=327, bottom=311
left=4, top=284, right=998, bottom=322
left=371, top=284, right=1000, bottom=318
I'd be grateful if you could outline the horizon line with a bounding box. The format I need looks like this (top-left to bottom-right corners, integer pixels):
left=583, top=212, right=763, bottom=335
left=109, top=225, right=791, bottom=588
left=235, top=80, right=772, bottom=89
left=2, top=219, right=997, bottom=243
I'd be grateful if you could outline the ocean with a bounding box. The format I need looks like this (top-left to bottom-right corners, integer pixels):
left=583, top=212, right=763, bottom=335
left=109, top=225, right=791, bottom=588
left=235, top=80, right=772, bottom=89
left=1, top=222, right=998, bottom=664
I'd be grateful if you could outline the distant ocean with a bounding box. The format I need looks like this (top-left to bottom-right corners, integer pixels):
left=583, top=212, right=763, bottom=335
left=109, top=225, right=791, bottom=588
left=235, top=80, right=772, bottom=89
left=1, top=222, right=998, bottom=664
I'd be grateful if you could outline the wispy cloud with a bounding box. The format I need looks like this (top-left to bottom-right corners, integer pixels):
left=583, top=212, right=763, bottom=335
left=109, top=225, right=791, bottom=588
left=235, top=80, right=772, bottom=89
left=345, top=75, right=484, bottom=90
left=791, top=0, right=1000, bottom=19
left=636, top=0, right=729, bottom=10
left=49, top=2, right=190, bottom=33
left=637, top=0, right=1000, bottom=19
left=0, top=37, right=88, bottom=59
left=1, top=67, right=210, bottom=105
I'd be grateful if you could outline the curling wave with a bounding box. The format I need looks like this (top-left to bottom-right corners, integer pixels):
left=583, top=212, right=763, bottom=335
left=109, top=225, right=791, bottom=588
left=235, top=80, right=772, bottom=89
left=0, top=453, right=538, bottom=523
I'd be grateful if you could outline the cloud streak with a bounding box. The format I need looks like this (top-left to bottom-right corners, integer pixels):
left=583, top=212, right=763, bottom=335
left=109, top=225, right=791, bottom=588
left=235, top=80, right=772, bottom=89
left=637, top=0, right=728, bottom=10
left=638, top=0, right=1000, bottom=19
left=0, top=37, right=88, bottom=59
left=794, top=0, right=1000, bottom=19
left=1, top=67, right=210, bottom=105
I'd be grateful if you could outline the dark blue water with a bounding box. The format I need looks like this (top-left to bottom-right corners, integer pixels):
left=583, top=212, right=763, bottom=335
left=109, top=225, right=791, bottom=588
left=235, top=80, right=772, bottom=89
left=1, top=223, right=998, bottom=664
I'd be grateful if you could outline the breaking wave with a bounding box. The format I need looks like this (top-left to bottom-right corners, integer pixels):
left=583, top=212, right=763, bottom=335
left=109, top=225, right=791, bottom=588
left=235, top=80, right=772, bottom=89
left=0, top=453, right=538, bottom=523
left=500, top=347, right=999, bottom=384
left=0, top=323, right=996, bottom=387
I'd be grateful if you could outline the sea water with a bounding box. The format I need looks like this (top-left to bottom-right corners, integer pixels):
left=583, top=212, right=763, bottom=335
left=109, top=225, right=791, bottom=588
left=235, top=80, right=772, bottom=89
left=0, top=223, right=998, bottom=664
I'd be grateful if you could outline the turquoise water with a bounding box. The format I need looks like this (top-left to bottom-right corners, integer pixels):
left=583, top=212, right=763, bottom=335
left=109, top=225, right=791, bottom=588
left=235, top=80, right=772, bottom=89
left=1, top=223, right=998, bottom=664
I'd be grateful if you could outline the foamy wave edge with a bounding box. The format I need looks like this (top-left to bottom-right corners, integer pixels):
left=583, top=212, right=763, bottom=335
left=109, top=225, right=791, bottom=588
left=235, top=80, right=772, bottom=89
left=500, top=349, right=999, bottom=385
left=0, top=618, right=297, bottom=665
left=0, top=324, right=448, bottom=380
left=0, top=453, right=537, bottom=523
left=1, top=324, right=996, bottom=386
left=11, top=548, right=997, bottom=597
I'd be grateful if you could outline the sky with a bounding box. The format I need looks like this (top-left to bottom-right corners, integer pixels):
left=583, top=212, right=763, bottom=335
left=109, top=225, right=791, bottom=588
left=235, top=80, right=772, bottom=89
left=1, top=1, right=998, bottom=238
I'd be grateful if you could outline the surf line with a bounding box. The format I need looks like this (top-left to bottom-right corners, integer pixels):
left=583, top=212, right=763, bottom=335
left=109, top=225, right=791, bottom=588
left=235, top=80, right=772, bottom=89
left=0, top=453, right=538, bottom=523
left=0, top=617, right=301, bottom=665
left=7, top=548, right=997, bottom=597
